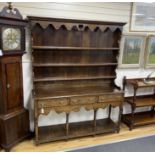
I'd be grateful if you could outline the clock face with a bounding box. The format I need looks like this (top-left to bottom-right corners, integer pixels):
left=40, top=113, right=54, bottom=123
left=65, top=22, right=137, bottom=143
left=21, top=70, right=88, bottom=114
left=2, top=27, right=21, bottom=51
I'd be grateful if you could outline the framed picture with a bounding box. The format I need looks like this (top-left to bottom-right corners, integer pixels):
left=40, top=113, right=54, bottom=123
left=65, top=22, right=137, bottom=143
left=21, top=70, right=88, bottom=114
left=119, top=34, right=146, bottom=68
left=130, top=2, right=155, bottom=32
left=145, top=36, right=155, bottom=68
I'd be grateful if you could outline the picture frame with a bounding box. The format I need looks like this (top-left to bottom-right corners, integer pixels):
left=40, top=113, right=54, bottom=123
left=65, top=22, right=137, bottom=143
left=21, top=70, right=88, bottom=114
left=145, top=35, right=155, bottom=68
left=119, top=34, right=146, bottom=68
left=130, top=2, right=155, bottom=32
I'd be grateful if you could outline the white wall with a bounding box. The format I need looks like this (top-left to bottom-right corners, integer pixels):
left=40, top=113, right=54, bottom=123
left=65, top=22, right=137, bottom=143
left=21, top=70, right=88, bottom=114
left=0, top=2, right=154, bottom=131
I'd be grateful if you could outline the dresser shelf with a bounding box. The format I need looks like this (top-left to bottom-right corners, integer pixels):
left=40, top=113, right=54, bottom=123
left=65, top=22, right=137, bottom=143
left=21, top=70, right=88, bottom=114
left=33, top=63, right=118, bottom=67
left=32, top=46, right=120, bottom=51
left=34, top=75, right=116, bottom=82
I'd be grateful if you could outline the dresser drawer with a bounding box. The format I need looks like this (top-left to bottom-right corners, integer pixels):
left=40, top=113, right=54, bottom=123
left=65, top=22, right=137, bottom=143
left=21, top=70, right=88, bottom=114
left=38, top=98, right=68, bottom=107
left=99, top=94, right=122, bottom=102
left=70, top=96, right=97, bottom=105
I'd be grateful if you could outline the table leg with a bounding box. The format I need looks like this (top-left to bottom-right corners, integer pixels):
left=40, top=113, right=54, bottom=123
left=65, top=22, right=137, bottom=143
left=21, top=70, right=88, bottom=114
left=117, top=105, right=123, bottom=133
left=93, top=109, right=97, bottom=134
left=130, top=105, right=135, bottom=131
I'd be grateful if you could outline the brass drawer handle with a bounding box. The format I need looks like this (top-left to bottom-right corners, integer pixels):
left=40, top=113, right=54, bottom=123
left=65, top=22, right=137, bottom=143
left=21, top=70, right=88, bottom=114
left=40, top=103, right=44, bottom=114
left=7, top=83, right=10, bottom=89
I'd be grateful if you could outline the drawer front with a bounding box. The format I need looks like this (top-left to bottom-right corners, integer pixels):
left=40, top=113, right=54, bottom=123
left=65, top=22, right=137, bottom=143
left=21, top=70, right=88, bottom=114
left=99, top=94, right=122, bottom=102
left=70, top=96, right=97, bottom=105
left=38, top=98, right=68, bottom=107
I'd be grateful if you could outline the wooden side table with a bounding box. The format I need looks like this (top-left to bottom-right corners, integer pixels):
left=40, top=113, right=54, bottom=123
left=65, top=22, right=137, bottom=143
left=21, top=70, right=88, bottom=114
left=122, top=76, right=155, bottom=130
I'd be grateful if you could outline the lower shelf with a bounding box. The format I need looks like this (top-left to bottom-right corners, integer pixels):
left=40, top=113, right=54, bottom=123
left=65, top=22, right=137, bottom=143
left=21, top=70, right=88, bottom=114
left=122, top=111, right=155, bottom=129
left=37, top=118, right=118, bottom=144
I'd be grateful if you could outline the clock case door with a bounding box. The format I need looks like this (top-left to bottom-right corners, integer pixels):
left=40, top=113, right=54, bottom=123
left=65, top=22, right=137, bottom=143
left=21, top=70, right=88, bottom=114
left=0, top=16, right=27, bottom=55
left=0, top=56, right=23, bottom=114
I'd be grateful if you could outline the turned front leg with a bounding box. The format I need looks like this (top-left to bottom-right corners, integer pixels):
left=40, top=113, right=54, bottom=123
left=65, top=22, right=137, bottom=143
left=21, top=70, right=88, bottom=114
left=93, top=109, right=97, bottom=131
left=66, top=113, right=69, bottom=136
left=108, top=105, right=112, bottom=119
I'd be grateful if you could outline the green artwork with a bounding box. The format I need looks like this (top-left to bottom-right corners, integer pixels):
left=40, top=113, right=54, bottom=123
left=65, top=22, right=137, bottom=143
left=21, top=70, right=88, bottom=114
left=148, top=37, right=155, bottom=64
left=122, top=37, right=142, bottom=64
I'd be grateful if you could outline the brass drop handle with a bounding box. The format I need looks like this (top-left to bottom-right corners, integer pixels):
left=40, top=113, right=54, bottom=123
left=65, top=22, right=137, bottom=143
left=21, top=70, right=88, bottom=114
left=7, top=83, right=10, bottom=89
left=40, top=103, right=44, bottom=114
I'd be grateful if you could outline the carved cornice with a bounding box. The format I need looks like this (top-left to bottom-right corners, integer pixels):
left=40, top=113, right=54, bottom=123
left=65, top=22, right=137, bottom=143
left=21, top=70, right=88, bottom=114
left=31, top=20, right=123, bottom=32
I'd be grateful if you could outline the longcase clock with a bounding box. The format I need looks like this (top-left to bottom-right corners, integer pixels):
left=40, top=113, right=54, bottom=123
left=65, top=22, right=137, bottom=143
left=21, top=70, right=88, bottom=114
left=0, top=3, right=30, bottom=151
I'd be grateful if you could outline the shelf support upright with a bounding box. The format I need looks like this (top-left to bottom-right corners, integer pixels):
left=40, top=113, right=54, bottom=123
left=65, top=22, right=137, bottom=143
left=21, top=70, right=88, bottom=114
left=93, top=109, right=97, bottom=134
left=66, top=113, right=69, bottom=137
left=35, top=100, right=39, bottom=145
left=108, top=105, right=112, bottom=119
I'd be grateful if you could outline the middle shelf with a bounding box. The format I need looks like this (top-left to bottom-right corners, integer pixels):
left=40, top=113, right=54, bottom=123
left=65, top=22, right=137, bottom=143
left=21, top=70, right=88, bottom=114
left=34, top=75, right=116, bottom=82
left=33, top=63, right=118, bottom=67
left=126, top=95, right=155, bottom=107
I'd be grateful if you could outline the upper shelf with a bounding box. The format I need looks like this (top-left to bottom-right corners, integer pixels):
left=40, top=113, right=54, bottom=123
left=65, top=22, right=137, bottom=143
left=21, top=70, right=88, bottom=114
left=32, top=46, right=120, bottom=51
left=33, top=63, right=118, bottom=67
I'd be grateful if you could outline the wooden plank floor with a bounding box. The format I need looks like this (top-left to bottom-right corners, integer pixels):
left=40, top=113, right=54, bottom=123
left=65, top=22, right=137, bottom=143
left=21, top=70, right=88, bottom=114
left=1, top=123, right=155, bottom=152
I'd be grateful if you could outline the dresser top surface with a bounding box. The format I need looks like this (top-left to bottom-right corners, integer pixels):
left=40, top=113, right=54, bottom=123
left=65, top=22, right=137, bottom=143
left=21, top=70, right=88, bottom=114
left=34, top=86, right=123, bottom=100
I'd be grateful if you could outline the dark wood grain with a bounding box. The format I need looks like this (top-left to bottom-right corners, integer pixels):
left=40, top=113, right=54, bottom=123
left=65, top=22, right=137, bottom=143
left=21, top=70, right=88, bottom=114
left=5, top=59, right=22, bottom=111
left=0, top=56, right=30, bottom=151
left=32, top=49, right=117, bottom=64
